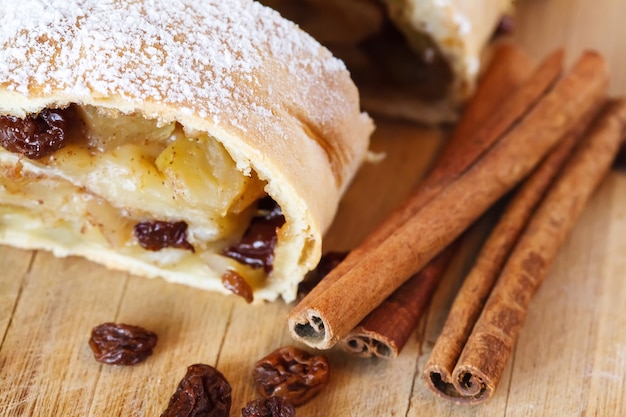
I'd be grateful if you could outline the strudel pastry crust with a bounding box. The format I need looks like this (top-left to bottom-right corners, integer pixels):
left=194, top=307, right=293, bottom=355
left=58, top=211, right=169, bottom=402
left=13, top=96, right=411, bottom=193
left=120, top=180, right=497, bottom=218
left=0, top=0, right=373, bottom=302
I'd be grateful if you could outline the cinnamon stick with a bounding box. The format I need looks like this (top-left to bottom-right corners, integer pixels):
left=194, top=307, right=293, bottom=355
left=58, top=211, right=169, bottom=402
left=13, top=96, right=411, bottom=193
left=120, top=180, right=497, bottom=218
left=423, top=98, right=626, bottom=404
left=288, top=50, right=608, bottom=350
left=340, top=249, right=454, bottom=358
left=423, top=117, right=590, bottom=379
left=338, top=43, right=534, bottom=359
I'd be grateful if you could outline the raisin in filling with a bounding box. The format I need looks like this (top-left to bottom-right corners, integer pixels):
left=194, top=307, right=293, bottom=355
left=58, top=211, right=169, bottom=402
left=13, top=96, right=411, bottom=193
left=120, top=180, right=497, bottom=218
left=222, top=197, right=285, bottom=273
left=221, top=270, right=254, bottom=303
left=0, top=107, right=77, bottom=159
left=134, top=220, right=195, bottom=252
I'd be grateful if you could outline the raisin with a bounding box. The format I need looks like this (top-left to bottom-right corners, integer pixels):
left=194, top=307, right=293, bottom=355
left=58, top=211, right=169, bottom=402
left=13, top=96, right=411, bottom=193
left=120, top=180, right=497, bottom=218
left=0, top=107, right=75, bottom=159
left=297, top=251, right=348, bottom=299
left=222, top=197, right=285, bottom=273
left=134, top=220, right=195, bottom=252
left=253, top=346, right=330, bottom=406
left=88, top=322, right=158, bottom=365
left=221, top=270, right=254, bottom=303
left=160, top=364, right=232, bottom=417
left=241, top=396, right=296, bottom=417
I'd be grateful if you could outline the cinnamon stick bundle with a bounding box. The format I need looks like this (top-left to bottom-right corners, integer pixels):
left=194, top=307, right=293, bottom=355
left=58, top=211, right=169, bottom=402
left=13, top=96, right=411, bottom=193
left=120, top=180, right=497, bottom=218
left=423, top=116, right=591, bottom=373
left=339, top=43, right=534, bottom=359
left=423, top=99, right=626, bottom=404
left=288, top=50, right=608, bottom=350
left=296, top=46, right=563, bottom=305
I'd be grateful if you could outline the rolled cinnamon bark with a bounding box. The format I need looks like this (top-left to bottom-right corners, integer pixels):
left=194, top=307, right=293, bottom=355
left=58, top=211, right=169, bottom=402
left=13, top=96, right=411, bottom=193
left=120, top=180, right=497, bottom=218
left=423, top=98, right=626, bottom=404
left=340, top=249, right=454, bottom=358
left=288, top=50, right=608, bottom=350
left=423, top=113, right=592, bottom=399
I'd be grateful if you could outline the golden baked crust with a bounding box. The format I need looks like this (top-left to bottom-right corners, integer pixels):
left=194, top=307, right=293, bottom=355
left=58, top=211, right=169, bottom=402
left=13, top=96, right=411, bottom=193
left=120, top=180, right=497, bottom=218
left=0, top=0, right=373, bottom=302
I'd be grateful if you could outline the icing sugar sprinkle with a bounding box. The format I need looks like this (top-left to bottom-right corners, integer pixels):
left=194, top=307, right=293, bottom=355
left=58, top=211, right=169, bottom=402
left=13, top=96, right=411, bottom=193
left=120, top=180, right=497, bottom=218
left=0, top=0, right=348, bottom=130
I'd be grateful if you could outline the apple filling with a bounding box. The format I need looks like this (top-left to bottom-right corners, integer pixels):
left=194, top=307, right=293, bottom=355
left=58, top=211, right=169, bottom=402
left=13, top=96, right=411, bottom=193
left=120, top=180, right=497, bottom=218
left=0, top=105, right=280, bottom=297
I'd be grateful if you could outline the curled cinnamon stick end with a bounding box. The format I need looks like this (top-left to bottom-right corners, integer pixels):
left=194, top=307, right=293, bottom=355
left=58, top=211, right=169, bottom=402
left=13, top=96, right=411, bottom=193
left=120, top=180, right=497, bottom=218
left=427, top=364, right=494, bottom=404
left=423, top=98, right=626, bottom=404
left=340, top=249, right=453, bottom=359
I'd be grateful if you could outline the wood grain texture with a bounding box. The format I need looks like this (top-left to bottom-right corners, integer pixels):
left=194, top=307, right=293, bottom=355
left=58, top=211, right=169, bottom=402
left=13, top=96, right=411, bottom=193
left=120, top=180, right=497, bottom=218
left=1, top=0, right=626, bottom=415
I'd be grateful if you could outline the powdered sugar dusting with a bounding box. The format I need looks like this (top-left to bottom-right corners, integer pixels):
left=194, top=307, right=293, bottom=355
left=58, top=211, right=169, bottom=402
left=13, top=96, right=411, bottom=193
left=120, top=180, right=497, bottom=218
left=0, top=0, right=348, bottom=131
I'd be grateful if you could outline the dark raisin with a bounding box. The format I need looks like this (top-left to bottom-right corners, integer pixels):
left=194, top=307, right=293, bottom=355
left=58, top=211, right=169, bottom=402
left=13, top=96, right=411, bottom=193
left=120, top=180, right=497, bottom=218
left=160, top=364, right=231, bottom=417
left=88, top=322, right=157, bottom=365
left=0, top=107, right=75, bottom=159
left=221, top=270, right=254, bottom=303
left=253, top=346, right=330, bottom=406
left=222, top=197, right=285, bottom=273
left=241, top=396, right=296, bottom=417
left=134, top=220, right=195, bottom=252
left=297, top=251, right=348, bottom=299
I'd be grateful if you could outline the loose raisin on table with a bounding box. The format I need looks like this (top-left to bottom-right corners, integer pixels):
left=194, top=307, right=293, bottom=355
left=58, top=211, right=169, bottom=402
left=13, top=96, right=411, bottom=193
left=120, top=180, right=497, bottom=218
left=222, top=197, right=285, bottom=273
left=160, top=364, right=231, bottom=417
left=89, top=322, right=157, bottom=365
left=241, top=396, right=296, bottom=417
left=253, top=346, right=330, bottom=406
left=134, top=220, right=195, bottom=252
left=0, top=107, right=75, bottom=159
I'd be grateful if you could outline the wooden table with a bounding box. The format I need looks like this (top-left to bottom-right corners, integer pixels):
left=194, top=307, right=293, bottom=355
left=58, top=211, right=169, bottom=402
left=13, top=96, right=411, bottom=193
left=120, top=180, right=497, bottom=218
left=1, top=0, right=625, bottom=415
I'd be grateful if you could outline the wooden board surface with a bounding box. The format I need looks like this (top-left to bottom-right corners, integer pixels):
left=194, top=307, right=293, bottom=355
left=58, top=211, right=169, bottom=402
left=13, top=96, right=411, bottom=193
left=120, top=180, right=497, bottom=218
left=2, top=0, right=626, bottom=415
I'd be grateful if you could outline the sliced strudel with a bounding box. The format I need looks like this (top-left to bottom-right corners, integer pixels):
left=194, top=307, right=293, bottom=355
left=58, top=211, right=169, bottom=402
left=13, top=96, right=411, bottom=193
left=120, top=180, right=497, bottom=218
left=0, top=0, right=373, bottom=302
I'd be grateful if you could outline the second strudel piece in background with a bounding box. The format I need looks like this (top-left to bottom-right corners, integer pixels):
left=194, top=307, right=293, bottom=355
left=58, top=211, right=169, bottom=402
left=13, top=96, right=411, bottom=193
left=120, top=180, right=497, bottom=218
left=262, top=0, right=514, bottom=124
